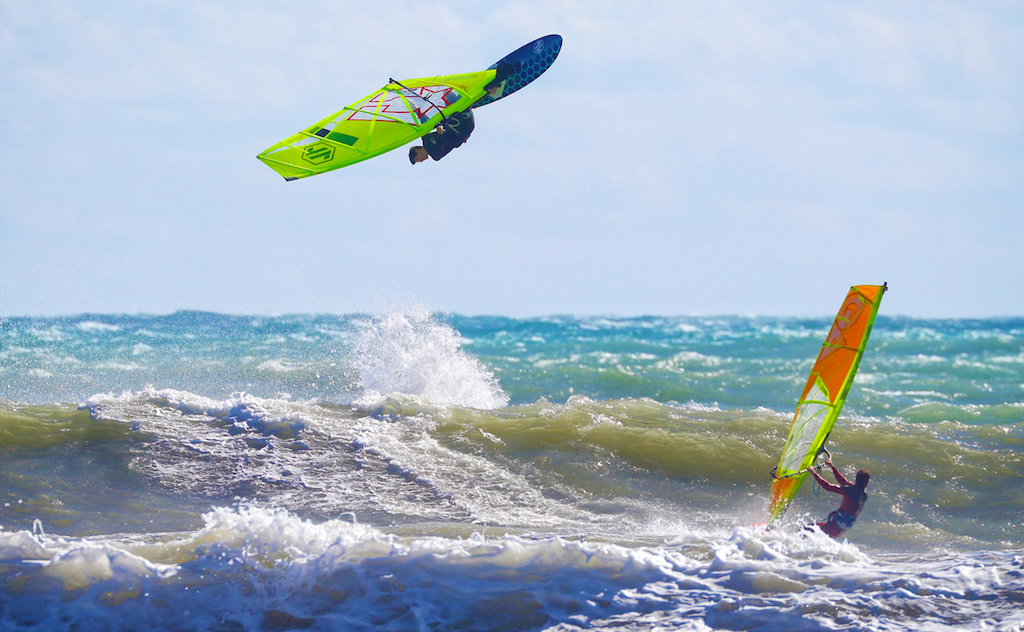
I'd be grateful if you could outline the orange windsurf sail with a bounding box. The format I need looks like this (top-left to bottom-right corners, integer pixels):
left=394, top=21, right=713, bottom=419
left=766, top=284, right=887, bottom=528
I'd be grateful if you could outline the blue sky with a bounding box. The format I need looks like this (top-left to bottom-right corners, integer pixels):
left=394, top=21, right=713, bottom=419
left=1, top=1, right=1022, bottom=317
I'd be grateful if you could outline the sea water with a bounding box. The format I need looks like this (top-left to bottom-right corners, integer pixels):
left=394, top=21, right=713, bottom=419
left=1, top=311, right=1022, bottom=631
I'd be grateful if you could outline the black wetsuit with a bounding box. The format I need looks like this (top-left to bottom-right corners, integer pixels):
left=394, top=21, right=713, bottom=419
left=421, top=110, right=475, bottom=161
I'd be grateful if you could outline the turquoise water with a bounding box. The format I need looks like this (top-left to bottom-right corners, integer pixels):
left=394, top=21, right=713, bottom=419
left=1, top=311, right=1022, bottom=630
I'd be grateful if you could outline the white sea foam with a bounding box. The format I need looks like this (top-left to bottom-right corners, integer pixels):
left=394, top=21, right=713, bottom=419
left=94, top=361, right=144, bottom=371
left=81, top=388, right=572, bottom=527
left=3, top=507, right=1020, bottom=632
left=0, top=530, right=52, bottom=561
left=654, top=350, right=724, bottom=371
left=351, top=311, right=508, bottom=410
left=676, top=400, right=726, bottom=414
left=0, top=528, right=176, bottom=592
left=28, top=327, right=64, bottom=342
left=76, top=321, right=121, bottom=333
left=255, top=359, right=303, bottom=373
left=85, top=388, right=315, bottom=438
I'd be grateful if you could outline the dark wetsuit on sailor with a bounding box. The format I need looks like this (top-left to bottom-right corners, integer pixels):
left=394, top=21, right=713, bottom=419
left=807, top=459, right=869, bottom=538
left=409, top=62, right=516, bottom=165
left=421, top=110, right=475, bottom=161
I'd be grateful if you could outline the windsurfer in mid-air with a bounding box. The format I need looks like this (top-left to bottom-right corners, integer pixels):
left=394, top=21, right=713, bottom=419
left=409, top=61, right=518, bottom=164
left=408, top=108, right=476, bottom=163
left=805, top=457, right=869, bottom=538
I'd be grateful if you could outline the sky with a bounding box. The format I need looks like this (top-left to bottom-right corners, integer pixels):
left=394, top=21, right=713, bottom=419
left=1, top=1, right=1022, bottom=318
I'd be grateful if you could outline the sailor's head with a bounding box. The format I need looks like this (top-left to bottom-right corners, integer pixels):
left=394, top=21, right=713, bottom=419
left=855, top=470, right=870, bottom=488
left=409, top=146, right=429, bottom=164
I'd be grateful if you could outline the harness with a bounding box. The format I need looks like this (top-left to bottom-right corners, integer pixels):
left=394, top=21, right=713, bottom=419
left=827, top=509, right=857, bottom=532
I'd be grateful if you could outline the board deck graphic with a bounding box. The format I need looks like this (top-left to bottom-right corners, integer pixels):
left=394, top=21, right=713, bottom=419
left=473, top=34, right=562, bottom=109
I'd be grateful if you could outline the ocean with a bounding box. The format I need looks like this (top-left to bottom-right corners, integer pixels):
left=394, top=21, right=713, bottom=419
left=1, top=310, right=1022, bottom=631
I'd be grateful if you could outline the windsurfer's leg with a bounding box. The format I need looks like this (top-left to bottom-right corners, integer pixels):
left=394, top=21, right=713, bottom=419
left=820, top=522, right=843, bottom=538
left=804, top=521, right=842, bottom=538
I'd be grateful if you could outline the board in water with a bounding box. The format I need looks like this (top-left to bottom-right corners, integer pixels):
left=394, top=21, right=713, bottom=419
left=472, top=34, right=562, bottom=109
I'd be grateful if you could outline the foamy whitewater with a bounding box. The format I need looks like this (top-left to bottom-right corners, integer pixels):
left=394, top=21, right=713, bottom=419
left=1, top=312, right=1022, bottom=631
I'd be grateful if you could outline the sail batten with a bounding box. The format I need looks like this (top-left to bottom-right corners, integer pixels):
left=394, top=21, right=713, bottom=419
left=766, top=284, right=886, bottom=528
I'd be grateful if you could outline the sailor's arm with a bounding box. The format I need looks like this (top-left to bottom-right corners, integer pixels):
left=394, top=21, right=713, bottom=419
left=826, top=458, right=853, bottom=486
left=807, top=466, right=842, bottom=493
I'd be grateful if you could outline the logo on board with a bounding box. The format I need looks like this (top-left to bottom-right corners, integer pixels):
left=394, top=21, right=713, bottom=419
left=302, top=142, right=335, bottom=165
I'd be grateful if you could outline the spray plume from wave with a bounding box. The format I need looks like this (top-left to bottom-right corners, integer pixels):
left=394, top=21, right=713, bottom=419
left=350, top=310, right=508, bottom=410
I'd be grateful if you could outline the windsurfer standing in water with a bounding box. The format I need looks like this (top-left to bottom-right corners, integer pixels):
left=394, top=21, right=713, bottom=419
left=805, top=457, right=869, bottom=538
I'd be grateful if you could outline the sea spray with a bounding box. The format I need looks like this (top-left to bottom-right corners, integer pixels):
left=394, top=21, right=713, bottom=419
left=351, top=310, right=508, bottom=410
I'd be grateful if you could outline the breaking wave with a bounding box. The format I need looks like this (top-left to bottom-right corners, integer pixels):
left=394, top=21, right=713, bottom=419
left=350, top=311, right=508, bottom=410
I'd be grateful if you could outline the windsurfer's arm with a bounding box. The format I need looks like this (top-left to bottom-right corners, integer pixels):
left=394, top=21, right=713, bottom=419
left=807, top=466, right=841, bottom=494
left=826, top=458, right=853, bottom=486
